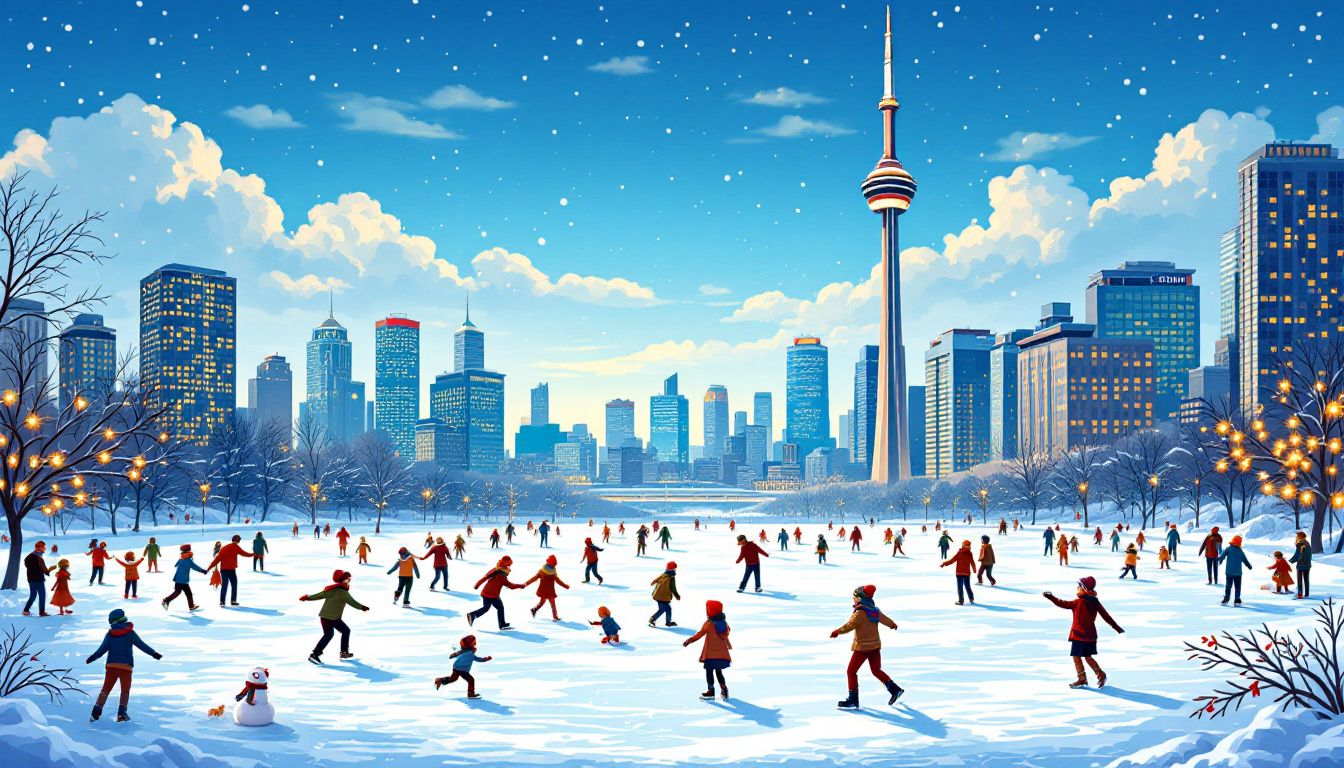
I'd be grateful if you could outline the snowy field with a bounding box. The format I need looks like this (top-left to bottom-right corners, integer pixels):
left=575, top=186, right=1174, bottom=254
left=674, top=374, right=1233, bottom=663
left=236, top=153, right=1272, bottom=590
left=1, top=511, right=1339, bottom=768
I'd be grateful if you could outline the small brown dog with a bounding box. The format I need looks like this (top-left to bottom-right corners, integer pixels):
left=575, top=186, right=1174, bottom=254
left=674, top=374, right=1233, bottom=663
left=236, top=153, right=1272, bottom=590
left=207, top=705, right=226, bottom=718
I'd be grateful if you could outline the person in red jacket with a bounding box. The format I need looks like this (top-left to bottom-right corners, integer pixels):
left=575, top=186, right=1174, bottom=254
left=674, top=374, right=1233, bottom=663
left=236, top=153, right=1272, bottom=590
left=849, top=527, right=863, bottom=552
left=580, top=538, right=604, bottom=585
left=86, top=541, right=111, bottom=586
left=940, top=540, right=977, bottom=605
left=467, top=556, right=523, bottom=630
left=523, top=554, right=570, bottom=620
left=336, top=527, right=351, bottom=557
left=735, top=534, right=770, bottom=593
left=1043, top=575, right=1124, bottom=688
left=205, top=534, right=255, bottom=607
left=793, top=527, right=803, bottom=545
left=420, top=537, right=453, bottom=591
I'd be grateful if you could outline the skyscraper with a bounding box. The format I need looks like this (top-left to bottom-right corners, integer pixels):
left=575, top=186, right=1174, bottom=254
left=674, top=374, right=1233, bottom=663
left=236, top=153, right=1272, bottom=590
left=1235, top=142, right=1344, bottom=415
left=650, top=374, right=689, bottom=468
left=374, top=315, right=420, bottom=458
left=0, top=298, right=49, bottom=404
left=907, top=384, right=926, bottom=477
left=853, top=344, right=878, bottom=472
left=1217, top=227, right=1240, bottom=405
left=1018, top=303, right=1155, bottom=455
left=861, top=8, right=917, bottom=483
left=605, top=398, right=636, bottom=449
left=248, top=354, right=293, bottom=428
left=1086, top=260, right=1199, bottom=422
left=140, top=264, right=236, bottom=445
left=58, top=313, right=115, bottom=412
left=454, top=300, right=485, bottom=372
left=924, top=328, right=993, bottom=478
left=988, top=329, right=1030, bottom=461
left=753, top=392, right=773, bottom=443
left=530, top=382, right=550, bottom=427
left=1180, top=365, right=1231, bottom=425
left=305, top=303, right=365, bottom=443
left=733, top=410, right=748, bottom=437
left=786, top=336, right=831, bottom=461
left=430, top=307, right=505, bottom=472
left=703, top=384, right=729, bottom=459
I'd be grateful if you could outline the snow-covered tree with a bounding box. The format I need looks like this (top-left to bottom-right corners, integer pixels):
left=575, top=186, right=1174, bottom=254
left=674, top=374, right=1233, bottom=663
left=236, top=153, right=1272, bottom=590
left=355, top=431, right=410, bottom=534
left=251, top=417, right=293, bottom=522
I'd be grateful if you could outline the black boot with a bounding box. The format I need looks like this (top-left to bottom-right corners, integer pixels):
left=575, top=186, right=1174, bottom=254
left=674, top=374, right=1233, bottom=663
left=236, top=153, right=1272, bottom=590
left=837, top=689, right=859, bottom=709
left=90, top=705, right=103, bottom=722
left=885, top=680, right=904, bottom=705
left=700, top=688, right=716, bottom=700
left=116, top=706, right=130, bottom=722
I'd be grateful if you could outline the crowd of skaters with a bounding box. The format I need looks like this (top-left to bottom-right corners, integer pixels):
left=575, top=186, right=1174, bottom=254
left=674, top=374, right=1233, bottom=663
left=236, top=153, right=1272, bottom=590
left=10, top=508, right=1327, bottom=721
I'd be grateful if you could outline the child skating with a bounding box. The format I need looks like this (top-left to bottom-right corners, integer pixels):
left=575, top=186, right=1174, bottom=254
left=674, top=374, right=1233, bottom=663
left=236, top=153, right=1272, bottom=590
left=387, top=547, right=421, bottom=607
left=941, top=540, right=976, bottom=605
left=421, top=537, right=452, bottom=591
left=649, top=561, right=681, bottom=627
left=1043, top=576, right=1124, bottom=688
left=85, top=608, right=162, bottom=722
left=356, top=536, right=372, bottom=564
left=51, top=559, right=76, bottom=615
left=1120, top=544, right=1139, bottom=579
left=115, top=552, right=143, bottom=599
left=523, top=554, right=570, bottom=621
left=162, top=544, right=207, bottom=611
left=434, top=635, right=491, bottom=698
left=468, top=556, right=523, bottom=629
left=590, top=605, right=621, bottom=644
left=1157, top=546, right=1170, bottom=570
left=581, top=538, right=604, bottom=584
left=142, top=538, right=161, bottom=573
left=684, top=599, right=732, bottom=701
left=816, top=534, right=829, bottom=564
left=830, top=585, right=902, bottom=708
left=1270, top=551, right=1294, bottom=594
left=977, top=535, right=997, bottom=586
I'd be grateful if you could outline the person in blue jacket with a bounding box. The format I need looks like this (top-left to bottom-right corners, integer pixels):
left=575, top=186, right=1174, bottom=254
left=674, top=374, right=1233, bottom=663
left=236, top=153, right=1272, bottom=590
left=86, top=608, right=162, bottom=722
left=1041, top=527, right=1055, bottom=556
left=252, top=532, right=269, bottom=571
left=1165, top=523, right=1181, bottom=562
left=161, top=544, right=208, bottom=611
left=1289, top=531, right=1312, bottom=599
left=1218, top=534, right=1253, bottom=606
left=434, top=634, right=492, bottom=698
left=590, top=605, right=621, bottom=644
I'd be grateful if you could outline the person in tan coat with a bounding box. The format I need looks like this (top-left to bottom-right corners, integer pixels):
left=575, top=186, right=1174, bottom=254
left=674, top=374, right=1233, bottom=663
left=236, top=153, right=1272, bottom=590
left=830, top=585, right=902, bottom=708
left=683, top=599, right=732, bottom=701
left=976, top=535, right=997, bottom=586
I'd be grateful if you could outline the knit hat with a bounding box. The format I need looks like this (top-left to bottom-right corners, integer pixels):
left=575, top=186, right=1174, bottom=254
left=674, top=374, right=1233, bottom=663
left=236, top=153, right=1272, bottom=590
left=545, top=555, right=558, bottom=566
left=1078, top=576, right=1097, bottom=592
left=1230, top=535, right=1243, bottom=547
left=585, top=537, right=593, bottom=544
left=736, top=534, right=747, bottom=543
left=179, top=544, right=192, bottom=552
left=107, top=608, right=127, bottom=625
left=231, top=534, right=242, bottom=543
left=1211, top=526, right=1219, bottom=533
left=852, top=584, right=877, bottom=600
left=597, top=605, right=610, bottom=617
left=706, top=599, right=724, bottom=616
left=332, top=569, right=350, bottom=583
left=460, top=634, right=477, bottom=649
left=666, top=561, right=677, bottom=570
left=498, top=556, right=513, bottom=566
left=981, top=534, right=990, bottom=543
left=125, top=551, right=135, bottom=559
left=962, top=540, right=972, bottom=547
left=398, top=547, right=409, bottom=556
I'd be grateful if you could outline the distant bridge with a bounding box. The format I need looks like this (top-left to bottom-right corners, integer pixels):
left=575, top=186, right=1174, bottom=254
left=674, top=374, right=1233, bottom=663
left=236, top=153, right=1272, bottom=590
left=587, top=485, right=778, bottom=506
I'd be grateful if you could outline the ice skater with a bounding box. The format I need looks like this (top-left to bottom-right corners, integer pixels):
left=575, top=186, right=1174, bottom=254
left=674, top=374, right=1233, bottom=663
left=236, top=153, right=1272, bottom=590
left=336, top=526, right=350, bottom=556
left=357, top=536, right=372, bottom=564
left=161, top=544, right=207, bottom=612
left=523, top=554, right=570, bottom=620
left=977, top=535, right=997, bottom=586
left=684, top=599, right=732, bottom=701
left=468, top=556, right=523, bottom=629
left=649, top=561, right=681, bottom=627
left=206, top=534, right=255, bottom=607
left=1043, top=576, right=1124, bottom=688
left=941, top=539, right=976, bottom=606
left=86, top=608, right=162, bottom=722
left=142, top=538, right=161, bottom=573
left=115, top=551, right=143, bottom=599
left=1199, top=527, right=1224, bottom=585
left=830, top=585, right=902, bottom=708
left=849, top=526, right=863, bottom=552
left=387, top=547, right=421, bottom=607
left=421, top=537, right=452, bottom=591
left=581, top=538, right=605, bottom=584
left=816, top=534, right=829, bottom=564
left=301, top=570, right=370, bottom=664
left=735, top=534, right=769, bottom=593
left=85, top=541, right=110, bottom=586
left=1119, top=544, right=1139, bottom=579
left=435, top=635, right=490, bottom=698
left=1218, top=535, right=1252, bottom=605
left=251, top=532, right=269, bottom=572
left=590, top=605, right=621, bottom=644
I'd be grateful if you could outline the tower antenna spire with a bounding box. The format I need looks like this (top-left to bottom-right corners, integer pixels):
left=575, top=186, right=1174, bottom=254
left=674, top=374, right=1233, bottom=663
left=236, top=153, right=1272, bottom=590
left=465, top=294, right=471, bottom=324
left=884, top=5, right=893, bottom=101
left=328, top=286, right=334, bottom=320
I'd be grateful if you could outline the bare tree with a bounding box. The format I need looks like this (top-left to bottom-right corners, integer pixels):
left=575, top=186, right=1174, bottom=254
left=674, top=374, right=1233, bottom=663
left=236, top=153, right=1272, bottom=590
left=1172, top=424, right=1219, bottom=528
left=208, top=412, right=257, bottom=525
left=293, top=411, right=335, bottom=526
left=1113, top=428, right=1180, bottom=529
left=355, top=431, right=411, bottom=534
left=1055, top=442, right=1104, bottom=527
left=1003, top=444, right=1056, bottom=525
left=251, top=417, right=293, bottom=522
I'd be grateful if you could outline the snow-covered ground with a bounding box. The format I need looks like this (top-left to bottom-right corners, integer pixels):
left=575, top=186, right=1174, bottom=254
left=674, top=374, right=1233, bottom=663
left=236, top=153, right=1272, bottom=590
left=0, top=511, right=1339, bottom=768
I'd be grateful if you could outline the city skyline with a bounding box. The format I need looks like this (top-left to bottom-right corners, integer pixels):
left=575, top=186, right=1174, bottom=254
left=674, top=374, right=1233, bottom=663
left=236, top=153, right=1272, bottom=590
left=1, top=4, right=1341, bottom=449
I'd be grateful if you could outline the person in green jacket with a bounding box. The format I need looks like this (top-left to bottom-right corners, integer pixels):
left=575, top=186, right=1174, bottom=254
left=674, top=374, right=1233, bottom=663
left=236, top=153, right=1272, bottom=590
left=1288, top=530, right=1312, bottom=600
left=300, top=570, right=369, bottom=664
left=938, top=531, right=953, bottom=560
left=142, top=538, right=161, bottom=573
left=659, top=526, right=673, bottom=550
left=252, top=532, right=269, bottom=572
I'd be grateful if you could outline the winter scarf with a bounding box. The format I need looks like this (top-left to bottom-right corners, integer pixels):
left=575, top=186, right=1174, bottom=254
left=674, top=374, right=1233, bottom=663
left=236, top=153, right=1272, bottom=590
left=540, top=564, right=556, bottom=576
left=235, top=680, right=268, bottom=704
left=708, top=611, right=728, bottom=634
left=854, top=597, right=881, bottom=623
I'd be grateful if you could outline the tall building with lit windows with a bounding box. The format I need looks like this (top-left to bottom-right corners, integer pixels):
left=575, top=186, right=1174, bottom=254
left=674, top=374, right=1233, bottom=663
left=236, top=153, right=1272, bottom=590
left=786, top=336, right=831, bottom=461
left=853, top=345, right=878, bottom=472
left=923, top=328, right=992, bottom=478
left=1235, top=143, right=1344, bottom=415
left=305, top=305, right=365, bottom=443
left=753, top=392, right=773, bottom=443
left=430, top=308, right=504, bottom=473
left=650, top=374, right=689, bottom=469
left=703, top=384, right=729, bottom=459
left=1017, top=302, right=1155, bottom=457
left=140, top=264, right=236, bottom=445
left=989, top=329, right=1030, bottom=461
left=1086, top=260, right=1199, bottom=423
left=374, top=315, right=420, bottom=458
left=58, top=313, right=116, bottom=412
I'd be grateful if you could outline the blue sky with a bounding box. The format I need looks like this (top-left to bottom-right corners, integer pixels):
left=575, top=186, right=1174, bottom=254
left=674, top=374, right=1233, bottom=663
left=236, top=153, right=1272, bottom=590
left=1, top=1, right=1340, bottom=447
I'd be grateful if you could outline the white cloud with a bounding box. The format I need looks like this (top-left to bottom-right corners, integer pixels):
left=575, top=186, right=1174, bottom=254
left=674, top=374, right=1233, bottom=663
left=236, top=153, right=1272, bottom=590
left=742, top=87, right=828, bottom=108
left=537, top=330, right=792, bottom=377
left=333, top=94, right=461, bottom=139
left=698, top=283, right=731, bottom=296
left=1310, top=106, right=1344, bottom=145
left=988, top=131, right=1096, bottom=161
left=588, top=56, right=652, bottom=76
left=470, top=247, right=662, bottom=307
left=264, top=271, right=351, bottom=298
left=421, top=85, right=513, bottom=111
left=756, top=115, right=853, bottom=139
left=224, top=104, right=303, bottom=129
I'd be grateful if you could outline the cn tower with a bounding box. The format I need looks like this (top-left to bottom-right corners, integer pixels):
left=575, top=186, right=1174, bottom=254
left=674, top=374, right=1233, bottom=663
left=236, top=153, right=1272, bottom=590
left=861, top=7, right=917, bottom=483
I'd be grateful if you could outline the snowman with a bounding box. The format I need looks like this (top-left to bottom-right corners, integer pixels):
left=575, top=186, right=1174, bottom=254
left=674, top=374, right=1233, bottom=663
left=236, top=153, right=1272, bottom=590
left=233, top=667, right=275, bottom=727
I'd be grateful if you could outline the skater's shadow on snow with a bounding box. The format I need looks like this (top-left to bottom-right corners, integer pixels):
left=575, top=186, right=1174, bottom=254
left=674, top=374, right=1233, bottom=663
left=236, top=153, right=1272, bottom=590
left=551, top=620, right=587, bottom=630
left=329, top=660, right=398, bottom=683
left=989, top=586, right=1033, bottom=594
left=967, top=603, right=1021, bottom=613
left=707, top=698, right=782, bottom=728
left=1089, top=686, right=1184, bottom=710
left=596, top=583, right=630, bottom=590
left=254, top=571, right=284, bottom=577
left=169, top=613, right=213, bottom=624
left=756, top=591, right=797, bottom=601
left=657, top=626, right=695, bottom=637
left=855, top=705, right=948, bottom=738
left=608, top=642, right=636, bottom=651
left=1242, top=602, right=1297, bottom=614
left=230, top=606, right=282, bottom=617
left=483, top=629, right=548, bottom=644
left=462, top=698, right=515, bottom=716
left=408, top=606, right=458, bottom=619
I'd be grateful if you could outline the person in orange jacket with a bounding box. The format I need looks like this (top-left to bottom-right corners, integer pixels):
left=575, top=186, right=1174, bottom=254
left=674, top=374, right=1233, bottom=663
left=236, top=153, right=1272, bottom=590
left=206, top=534, right=256, bottom=607
left=1157, top=545, right=1171, bottom=569
left=683, top=599, right=732, bottom=701
left=830, top=585, right=902, bottom=708
left=114, top=552, right=144, bottom=599
left=1120, top=544, right=1140, bottom=579
left=523, top=554, right=570, bottom=620
left=386, top=548, right=421, bottom=607
left=1057, top=534, right=1070, bottom=566
left=941, top=540, right=976, bottom=605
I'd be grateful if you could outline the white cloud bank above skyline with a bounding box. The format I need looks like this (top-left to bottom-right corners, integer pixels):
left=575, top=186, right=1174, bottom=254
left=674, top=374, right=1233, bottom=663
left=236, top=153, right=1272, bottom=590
left=225, top=104, right=303, bottom=129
